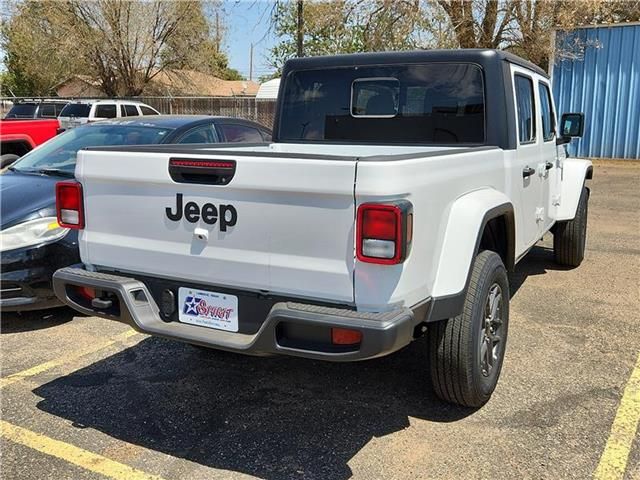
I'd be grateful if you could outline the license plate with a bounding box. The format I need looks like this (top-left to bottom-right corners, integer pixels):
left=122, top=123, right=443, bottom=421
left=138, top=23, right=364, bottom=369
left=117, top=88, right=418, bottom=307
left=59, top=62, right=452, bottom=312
left=178, top=287, right=238, bottom=332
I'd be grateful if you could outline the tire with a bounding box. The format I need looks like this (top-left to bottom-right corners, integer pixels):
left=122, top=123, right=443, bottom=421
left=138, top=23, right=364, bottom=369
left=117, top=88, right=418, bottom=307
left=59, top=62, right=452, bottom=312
left=554, top=186, right=588, bottom=267
left=429, top=250, right=509, bottom=408
left=1, top=154, right=20, bottom=168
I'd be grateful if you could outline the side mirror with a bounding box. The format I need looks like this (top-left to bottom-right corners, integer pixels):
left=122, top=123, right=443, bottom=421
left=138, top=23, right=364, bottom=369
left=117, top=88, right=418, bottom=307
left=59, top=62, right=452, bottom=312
left=557, top=113, right=584, bottom=145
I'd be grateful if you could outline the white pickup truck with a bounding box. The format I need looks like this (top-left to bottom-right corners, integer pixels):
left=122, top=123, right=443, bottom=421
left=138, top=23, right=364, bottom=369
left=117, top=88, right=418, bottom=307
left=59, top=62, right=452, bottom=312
left=53, top=50, right=592, bottom=407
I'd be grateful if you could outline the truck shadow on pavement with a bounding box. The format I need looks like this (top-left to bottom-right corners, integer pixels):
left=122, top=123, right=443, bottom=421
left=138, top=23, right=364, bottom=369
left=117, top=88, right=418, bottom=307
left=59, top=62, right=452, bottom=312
left=1, top=307, right=77, bottom=334
left=508, top=244, right=571, bottom=298
left=34, top=334, right=473, bottom=480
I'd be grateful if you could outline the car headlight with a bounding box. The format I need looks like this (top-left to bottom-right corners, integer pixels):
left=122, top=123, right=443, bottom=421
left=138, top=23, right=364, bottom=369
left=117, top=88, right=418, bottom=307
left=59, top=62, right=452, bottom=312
left=0, top=217, right=70, bottom=253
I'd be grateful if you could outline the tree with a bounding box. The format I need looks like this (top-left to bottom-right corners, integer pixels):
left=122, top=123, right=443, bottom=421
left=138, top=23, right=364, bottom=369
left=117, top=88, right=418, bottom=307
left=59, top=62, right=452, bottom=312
left=268, top=0, right=640, bottom=73
left=435, top=0, right=513, bottom=48
left=269, top=0, right=424, bottom=72
left=1, top=1, right=83, bottom=95
left=1, top=0, right=239, bottom=96
left=436, top=0, right=640, bottom=68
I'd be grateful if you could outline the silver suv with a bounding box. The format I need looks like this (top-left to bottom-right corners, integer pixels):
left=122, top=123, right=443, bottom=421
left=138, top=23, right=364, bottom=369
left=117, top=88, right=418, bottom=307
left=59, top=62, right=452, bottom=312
left=58, top=100, right=160, bottom=130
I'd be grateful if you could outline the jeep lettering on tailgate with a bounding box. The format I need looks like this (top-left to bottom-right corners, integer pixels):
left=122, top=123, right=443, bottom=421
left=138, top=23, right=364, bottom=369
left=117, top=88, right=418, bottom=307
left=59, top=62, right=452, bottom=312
left=166, top=193, right=237, bottom=231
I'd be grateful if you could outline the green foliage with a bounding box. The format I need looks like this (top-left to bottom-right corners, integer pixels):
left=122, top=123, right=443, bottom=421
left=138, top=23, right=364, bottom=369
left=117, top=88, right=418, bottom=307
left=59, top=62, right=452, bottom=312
left=1, top=1, right=83, bottom=95
left=269, top=1, right=423, bottom=72
left=221, top=68, right=244, bottom=81
left=1, top=0, right=240, bottom=97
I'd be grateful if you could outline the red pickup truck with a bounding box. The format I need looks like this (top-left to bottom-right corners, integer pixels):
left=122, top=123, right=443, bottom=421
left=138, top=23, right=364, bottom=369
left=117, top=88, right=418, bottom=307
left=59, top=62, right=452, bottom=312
left=0, top=119, right=60, bottom=168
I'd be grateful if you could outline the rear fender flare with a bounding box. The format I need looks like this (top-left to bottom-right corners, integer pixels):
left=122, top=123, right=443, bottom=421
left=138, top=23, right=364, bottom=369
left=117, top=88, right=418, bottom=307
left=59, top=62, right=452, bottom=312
left=428, top=189, right=515, bottom=322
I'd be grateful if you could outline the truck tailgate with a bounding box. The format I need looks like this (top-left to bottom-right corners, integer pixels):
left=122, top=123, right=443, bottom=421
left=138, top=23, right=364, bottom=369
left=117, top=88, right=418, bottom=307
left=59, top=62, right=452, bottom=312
left=76, top=150, right=357, bottom=303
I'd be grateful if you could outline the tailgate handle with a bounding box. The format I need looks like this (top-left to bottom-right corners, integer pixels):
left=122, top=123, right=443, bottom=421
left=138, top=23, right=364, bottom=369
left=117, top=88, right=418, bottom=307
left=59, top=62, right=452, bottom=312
left=169, top=158, right=236, bottom=185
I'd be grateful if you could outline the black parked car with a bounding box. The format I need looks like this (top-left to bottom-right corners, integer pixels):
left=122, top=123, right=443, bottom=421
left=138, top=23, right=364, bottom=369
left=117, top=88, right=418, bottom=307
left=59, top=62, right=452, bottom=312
left=0, top=116, right=271, bottom=311
left=4, top=99, right=70, bottom=119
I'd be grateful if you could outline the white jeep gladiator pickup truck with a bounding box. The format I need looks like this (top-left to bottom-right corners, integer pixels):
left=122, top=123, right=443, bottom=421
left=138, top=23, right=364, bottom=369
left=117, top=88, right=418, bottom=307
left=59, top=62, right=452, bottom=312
left=53, top=50, right=592, bottom=407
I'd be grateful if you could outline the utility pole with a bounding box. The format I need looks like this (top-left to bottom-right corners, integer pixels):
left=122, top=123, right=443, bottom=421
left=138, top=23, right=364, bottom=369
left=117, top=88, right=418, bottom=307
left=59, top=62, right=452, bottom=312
left=249, top=43, right=254, bottom=82
left=215, top=12, right=220, bottom=53
left=296, top=0, right=304, bottom=57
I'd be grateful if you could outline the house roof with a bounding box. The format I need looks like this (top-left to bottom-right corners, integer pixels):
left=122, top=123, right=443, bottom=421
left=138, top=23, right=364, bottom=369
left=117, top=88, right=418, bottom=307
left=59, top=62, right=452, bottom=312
left=147, top=69, right=259, bottom=96
left=57, top=70, right=259, bottom=97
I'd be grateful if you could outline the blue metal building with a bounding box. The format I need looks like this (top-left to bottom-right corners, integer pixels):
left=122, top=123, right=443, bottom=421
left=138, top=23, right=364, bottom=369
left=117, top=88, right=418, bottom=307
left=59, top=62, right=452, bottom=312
left=552, top=23, right=640, bottom=159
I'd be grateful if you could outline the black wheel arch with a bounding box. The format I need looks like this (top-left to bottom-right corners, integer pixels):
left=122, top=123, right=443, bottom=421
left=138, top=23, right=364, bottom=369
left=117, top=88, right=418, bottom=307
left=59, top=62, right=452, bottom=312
left=1, top=140, right=31, bottom=158
left=425, top=203, right=515, bottom=323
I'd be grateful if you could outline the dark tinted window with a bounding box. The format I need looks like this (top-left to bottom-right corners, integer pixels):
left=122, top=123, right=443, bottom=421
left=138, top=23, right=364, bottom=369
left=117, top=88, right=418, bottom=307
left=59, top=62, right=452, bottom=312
left=38, top=104, right=56, bottom=118
left=95, top=104, right=117, bottom=118
left=177, top=124, right=217, bottom=144
left=220, top=124, right=264, bottom=143
left=538, top=82, right=555, bottom=142
left=279, top=63, right=485, bottom=143
left=5, top=104, right=37, bottom=118
left=515, top=75, right=536, bottom=143
left=351, top=78, right=399, bottom=117
left=55, top=103, right=67, bottom=116
left=60, top=104, right=91, bottom=117
left=140, top=106, right=158, bottom=115
left=124, top=104, right=139, bottom=116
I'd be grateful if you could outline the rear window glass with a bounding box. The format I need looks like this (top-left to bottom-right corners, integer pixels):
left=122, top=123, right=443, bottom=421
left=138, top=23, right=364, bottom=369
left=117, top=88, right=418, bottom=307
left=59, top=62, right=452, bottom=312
left=11, top=125, right=172, bottom=175
left=351, top=78, right=400, bottom=117
left=220, top=124, right=264, bottom=143
left=279, top=63, right=485, bottom=144
left=60, top=104, right=91, bottom=117
left=140, top=106, right=158, bottom=115
left=5, top=104, right=37, bottom=118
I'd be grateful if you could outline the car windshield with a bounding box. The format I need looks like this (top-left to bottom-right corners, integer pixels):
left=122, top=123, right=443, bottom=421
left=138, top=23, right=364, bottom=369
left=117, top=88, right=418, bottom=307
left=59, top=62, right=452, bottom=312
left=10, top=124, right=173, bottom=175
left=5, top=104, right=37, bottom=118
left=59, top=104, right=91, bottom=117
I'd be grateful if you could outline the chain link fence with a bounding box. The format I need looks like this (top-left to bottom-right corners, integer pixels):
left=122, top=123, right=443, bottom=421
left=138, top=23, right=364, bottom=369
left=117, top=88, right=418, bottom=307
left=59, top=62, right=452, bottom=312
left=1, top=96, right=277, bottom=128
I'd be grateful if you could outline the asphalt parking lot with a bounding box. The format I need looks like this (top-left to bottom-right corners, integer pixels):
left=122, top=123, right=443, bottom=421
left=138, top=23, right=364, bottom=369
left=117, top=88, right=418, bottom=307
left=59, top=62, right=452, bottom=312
left=1, top=161, right=638, bottom=480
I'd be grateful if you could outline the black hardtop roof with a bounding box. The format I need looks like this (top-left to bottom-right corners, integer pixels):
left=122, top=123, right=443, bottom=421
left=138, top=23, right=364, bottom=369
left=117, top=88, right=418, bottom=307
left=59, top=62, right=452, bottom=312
left=283, top=48, right=548, bottom=78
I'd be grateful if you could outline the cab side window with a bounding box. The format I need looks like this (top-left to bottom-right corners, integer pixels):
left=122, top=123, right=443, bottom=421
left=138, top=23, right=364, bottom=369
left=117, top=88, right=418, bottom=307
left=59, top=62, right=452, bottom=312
left=514, top=75, right=536, bottom=143
left=538, top=83, right=555, bottom=142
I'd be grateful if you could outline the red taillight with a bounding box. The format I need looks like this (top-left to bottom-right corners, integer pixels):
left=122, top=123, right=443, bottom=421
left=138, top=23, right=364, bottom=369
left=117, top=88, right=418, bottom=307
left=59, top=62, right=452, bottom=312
left=331, top=328, right=362, bottom=345
left=362, top=208, right=397, bottom=240
left=356, top=202, right=412, bottom=265
left=56, top=181, right=84, bottom=229
left=76, top=286, right=96, bottom=300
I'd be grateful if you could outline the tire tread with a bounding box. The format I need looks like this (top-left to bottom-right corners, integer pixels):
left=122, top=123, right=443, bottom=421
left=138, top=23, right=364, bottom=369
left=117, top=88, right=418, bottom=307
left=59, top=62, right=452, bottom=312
left=429, top=250, right=509, bottom=407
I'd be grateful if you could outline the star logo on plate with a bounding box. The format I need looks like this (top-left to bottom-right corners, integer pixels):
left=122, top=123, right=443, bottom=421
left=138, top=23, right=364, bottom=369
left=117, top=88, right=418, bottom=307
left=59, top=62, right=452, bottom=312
left=183, top=296, right=200, bottom=315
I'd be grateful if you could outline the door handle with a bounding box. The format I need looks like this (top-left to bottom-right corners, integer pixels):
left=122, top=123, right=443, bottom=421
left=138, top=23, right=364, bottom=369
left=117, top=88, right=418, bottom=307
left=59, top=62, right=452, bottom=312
left=522, top=166, right=535, bottom=178
left=545, top=161, right=553, bottom=170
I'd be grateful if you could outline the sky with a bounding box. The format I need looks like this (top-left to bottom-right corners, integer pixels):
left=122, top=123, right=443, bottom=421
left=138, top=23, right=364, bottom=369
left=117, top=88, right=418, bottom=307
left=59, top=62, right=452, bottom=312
left=222, top=0, right=278, bottom=81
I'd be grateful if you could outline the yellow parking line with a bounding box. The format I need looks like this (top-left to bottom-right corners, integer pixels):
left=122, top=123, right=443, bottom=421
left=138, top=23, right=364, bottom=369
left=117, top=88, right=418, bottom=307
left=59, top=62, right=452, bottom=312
left=0, top=420, right=165, bottom=480
left=0, top=329, right=139, bottom=389
left=594, top=351, right=640, bottom=480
